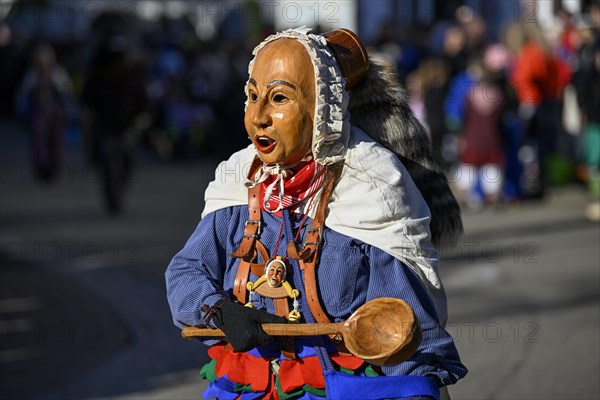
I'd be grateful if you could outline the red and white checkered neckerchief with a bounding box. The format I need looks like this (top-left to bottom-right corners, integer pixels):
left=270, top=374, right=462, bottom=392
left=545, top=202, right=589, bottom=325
left=247, top=158, right=327, bottom=214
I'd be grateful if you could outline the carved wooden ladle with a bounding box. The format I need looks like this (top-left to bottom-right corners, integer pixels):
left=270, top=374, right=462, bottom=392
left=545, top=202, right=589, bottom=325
left=181, top=297, right=421, bottom=366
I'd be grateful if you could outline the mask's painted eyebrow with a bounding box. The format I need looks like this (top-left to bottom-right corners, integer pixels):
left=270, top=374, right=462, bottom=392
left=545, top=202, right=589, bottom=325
left=267, top=80, right=296, bottom=90
left=248, top=78, right=257, bottom=86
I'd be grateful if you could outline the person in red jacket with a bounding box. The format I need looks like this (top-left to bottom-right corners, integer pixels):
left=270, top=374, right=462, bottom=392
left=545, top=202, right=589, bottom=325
left=506, top=22, right=571, bottom=198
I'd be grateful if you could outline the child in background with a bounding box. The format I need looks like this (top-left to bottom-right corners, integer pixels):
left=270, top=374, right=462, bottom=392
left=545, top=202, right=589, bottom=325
left=454, top=46, right=508, bottom=209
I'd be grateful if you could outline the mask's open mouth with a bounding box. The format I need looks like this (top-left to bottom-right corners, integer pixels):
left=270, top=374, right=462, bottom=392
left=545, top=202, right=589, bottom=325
left=254, top=136, right=276, bottom=152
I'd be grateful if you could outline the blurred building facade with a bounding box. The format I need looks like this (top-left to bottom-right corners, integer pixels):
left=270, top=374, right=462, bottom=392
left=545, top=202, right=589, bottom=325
left=2, top=0, right=593, bottom=43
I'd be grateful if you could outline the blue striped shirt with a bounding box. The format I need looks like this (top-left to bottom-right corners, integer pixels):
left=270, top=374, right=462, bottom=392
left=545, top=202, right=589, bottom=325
left=165, top=205, right=467, bottom=385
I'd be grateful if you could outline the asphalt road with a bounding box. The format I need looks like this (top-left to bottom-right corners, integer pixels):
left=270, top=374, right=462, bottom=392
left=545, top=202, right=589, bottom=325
left=1, top=119, right=598, bottom=400
left=442, top=189, right=599, bottom=399
left=0, top=119, right=219, bottom=399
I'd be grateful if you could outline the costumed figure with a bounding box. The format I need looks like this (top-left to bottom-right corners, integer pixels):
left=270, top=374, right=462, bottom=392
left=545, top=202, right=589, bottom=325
left=166, top=27, right=467, bottom=400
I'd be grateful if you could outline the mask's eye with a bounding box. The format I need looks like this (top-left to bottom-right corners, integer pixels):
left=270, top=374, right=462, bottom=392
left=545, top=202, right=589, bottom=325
left=272, top=93, right=288, bottom=104
left=248, top=91, right=258, bottom=102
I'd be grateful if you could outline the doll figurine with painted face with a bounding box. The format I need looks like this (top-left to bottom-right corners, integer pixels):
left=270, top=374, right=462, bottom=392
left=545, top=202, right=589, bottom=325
left=266, top=258, right=285, bottom=287
left=167, top=27, right=466, bottom=400
left=245, top=255, right=301, bottom=322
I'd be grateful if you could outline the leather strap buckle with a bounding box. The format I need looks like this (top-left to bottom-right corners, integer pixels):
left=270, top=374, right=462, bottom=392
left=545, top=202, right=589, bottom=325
left=307, top=227, right=322, bottom=238
left=243, top=220, right=261, bottom=238
left=304, top=227, right=322, bottom=246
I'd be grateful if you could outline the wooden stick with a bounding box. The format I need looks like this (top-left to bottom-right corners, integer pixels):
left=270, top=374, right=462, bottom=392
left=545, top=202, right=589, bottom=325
left=181, top=322, right=346, bottom=339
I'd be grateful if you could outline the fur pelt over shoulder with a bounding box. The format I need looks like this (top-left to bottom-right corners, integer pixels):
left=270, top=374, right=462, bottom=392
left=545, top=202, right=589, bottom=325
left=348, top=56, right=463, bottom=247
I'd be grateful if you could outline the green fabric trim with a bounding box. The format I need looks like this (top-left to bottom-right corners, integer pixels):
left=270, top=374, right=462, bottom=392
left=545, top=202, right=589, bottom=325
left=234, top=383, right=254, bottom=393
left=364, top=364, right=380, bottom=377
left=275, top=375, right=305, bottom=400
left=303, top=384, right=326, bottom=397
left=199, top=359, right=218, bottom=382
left=339, top=366, right=355, bottom=375
left=199, top=359, right=253, bottom=394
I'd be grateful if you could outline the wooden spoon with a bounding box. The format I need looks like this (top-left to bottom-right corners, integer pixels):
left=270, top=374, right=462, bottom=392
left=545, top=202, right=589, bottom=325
left=181, top=297, right=421, bottom=366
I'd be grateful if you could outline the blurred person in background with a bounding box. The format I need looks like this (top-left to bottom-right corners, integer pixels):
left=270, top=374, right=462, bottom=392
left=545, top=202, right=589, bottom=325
left=424, top=21, right=474, bottom=172
left=147, top=40, right=199, bottom=160
left=454, top=5, right=487, bottom=55
left=0, top=22, right=30, bottom=117
left=420, top=57, right=452, bottom=170
left=572, top=2, right=600, bottom=221
left=556, top=8, right=579, bottom=61
left=446, top=42, right=523, bottom=206
left=405, top=70, right=429, bottom=134
left=444, top=53, right=480, bottom=174
left=441, top=25, right=468, bottom=80
left=505, top=22, right=571, bottom=199
left=556, top=9, right=586, bottom=175
left=452, top=47, right=509, bottom=210
left=81, top=13, right=149, bottom=214
left=16, top=43, right=73, bottom=182
left=144, top=16, right=226, bottom=161
left=443, top=52, right=481, bottom=122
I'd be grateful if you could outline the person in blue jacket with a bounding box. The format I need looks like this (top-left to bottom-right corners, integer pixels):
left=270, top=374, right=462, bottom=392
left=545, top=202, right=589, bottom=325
left=166, top=27, right=467, bottom=400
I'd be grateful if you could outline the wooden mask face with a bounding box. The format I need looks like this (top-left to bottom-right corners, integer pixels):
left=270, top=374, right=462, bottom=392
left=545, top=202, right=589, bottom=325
left=245, top=39, right=316, bottom=165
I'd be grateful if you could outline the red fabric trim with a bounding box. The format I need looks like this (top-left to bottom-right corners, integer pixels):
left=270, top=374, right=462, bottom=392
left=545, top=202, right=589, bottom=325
left=331, top=353, right=365, bottom=370
left=208, top=344, right=271, bottom=392
left=263, top=374, right=279, bottom=400
left=208, top=345, right=365, bottom=395
left=278, top=354, right=364, bottom=393
left=279, top=356, right=325, bottom=392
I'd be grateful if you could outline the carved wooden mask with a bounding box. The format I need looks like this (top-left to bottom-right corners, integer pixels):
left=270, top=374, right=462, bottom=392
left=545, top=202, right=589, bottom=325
left=244, top=39, right=316, bottom=165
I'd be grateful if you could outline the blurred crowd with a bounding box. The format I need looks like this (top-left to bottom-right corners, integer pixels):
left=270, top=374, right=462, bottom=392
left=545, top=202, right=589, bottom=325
left=1, top=3, right=599, bottom=215
left=372, top=4, right=600, bottom=212
left=1, top=10, right=258, bottom=166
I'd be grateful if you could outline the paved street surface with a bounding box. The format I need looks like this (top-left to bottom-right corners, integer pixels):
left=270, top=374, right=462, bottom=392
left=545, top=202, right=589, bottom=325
left=1, top=119, right=598, bottom=400
left=443, top=189, right=599, bottom=399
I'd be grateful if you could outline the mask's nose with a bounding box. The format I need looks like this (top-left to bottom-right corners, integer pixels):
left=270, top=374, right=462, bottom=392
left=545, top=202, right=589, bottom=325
left=251, top=102, right=273, bottom=130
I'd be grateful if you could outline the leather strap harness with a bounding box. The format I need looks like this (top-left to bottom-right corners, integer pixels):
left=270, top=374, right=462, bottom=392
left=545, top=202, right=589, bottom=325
left=230, top=158, right=343, bottom=349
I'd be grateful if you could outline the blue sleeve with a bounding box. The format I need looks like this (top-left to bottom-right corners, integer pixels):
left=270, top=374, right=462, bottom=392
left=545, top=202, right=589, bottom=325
left=165, top=210, right=231, bottom=329
left=365, top=246, right=468, bottom=386
left=444, top=72, right=474, bottom=131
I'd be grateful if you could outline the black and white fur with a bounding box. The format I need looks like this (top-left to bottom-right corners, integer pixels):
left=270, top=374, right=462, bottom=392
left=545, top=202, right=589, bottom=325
left=348, top=56, right=463, bottom=247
